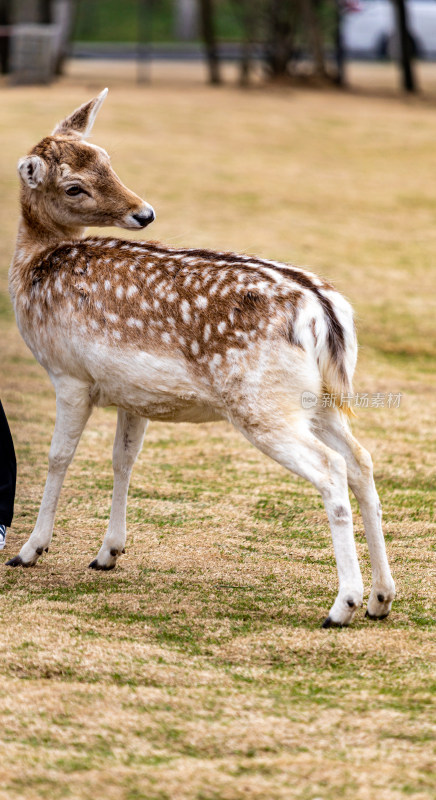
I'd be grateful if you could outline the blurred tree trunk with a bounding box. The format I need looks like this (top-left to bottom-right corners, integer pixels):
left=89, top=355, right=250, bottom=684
left=394, top=0, right=416, bottom=92
left=38, top=0, right=52, bottom=23
left=264, top=0, right=295, bottom=77
left=198, top=0, right=221, bottom=84
left=0, top=0, right=11, bottom=74
left=232, top=0, right=258, bottom=85
left=334, top=0, right=345, bottom=86
left=300, top=0, right=326, bottom=78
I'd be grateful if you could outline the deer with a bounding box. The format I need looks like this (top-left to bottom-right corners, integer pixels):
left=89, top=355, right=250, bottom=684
left=7, top=90, right=395, bottom=628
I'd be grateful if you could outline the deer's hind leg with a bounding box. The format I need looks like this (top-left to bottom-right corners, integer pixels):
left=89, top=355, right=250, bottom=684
left=228, top=400, right=364, bottom=627
left=7, top=376, right=93, bottom=568
left=313, top=408, right=395, bottom=620
left=89, top=408, right=147, bottom=571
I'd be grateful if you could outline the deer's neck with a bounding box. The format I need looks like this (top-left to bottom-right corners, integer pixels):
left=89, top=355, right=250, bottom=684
left=10, top=205, right=86, bottom=303
left=14, top=201, right=86, bottom=262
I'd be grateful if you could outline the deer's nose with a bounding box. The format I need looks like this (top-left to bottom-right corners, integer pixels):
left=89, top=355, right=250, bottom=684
left=132, top=209, right=155, bottom=228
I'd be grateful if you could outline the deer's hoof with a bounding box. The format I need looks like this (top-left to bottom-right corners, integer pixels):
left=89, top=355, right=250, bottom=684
left=88, top=558, right=116, bottom=571
left=365, top=610, right=389, bottom=621
left=6, top=555, right=25, bottom=567
left=366, top=584, right=395, bottom=620
left=322, top=616, right=347, bottom=629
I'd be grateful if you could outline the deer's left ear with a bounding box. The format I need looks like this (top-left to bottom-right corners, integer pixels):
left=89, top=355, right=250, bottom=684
left=18, top=155, right=48, bottom=189
left=52, top=88, right=108, bottom=138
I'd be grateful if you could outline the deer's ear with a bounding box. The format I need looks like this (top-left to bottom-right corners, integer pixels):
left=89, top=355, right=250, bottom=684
left=18, top=155, right=48, bottom=189
left=52, top=88, right=108, bottom=138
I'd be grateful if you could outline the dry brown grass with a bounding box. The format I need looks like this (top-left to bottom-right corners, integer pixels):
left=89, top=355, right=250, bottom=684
left=0, top=61, right=435, bottom=800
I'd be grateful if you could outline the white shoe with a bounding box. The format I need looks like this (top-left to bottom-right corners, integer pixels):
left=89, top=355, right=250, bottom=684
left=0, top=525, right=7, bottom=551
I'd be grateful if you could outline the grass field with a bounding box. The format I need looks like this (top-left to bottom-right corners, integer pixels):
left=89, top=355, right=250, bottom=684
left=0, top=62, right=435, bottom=800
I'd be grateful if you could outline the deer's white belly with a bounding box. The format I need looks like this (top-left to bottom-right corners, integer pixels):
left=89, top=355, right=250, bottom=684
left=62, top=336, right=226, bottom=423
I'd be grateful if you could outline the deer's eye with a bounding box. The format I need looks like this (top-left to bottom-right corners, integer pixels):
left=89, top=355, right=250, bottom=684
left=65, top=185, right=83, bottom=196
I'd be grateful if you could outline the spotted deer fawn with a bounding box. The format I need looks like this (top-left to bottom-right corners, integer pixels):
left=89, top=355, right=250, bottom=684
left=8, top=90, right=395, bottom=627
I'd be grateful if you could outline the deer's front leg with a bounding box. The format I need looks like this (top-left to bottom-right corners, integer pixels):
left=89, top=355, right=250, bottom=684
left=7, top=377, right=92, bottom=568
left=89, top=409, right=147, bottom=571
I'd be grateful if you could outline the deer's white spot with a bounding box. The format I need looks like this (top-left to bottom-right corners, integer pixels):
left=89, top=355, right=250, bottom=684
left=127, top=317, right=143, bottom=329
left=195, top=295, right=208, bottom=309
left=116, top=285, right=124, bottom=299
left=167, top=291, right=178, bottom=303
left=90, top=319, right=99, bottom=330
left=203, top=323, right=211, bottom=342
left=106, top=312, right=119, bottom=323
left=127, top=285, right=138, bottom=298
left=113, top=330, right=121, bottom=340
left=217, top=321, right=226, bottom=334
left=140, top=300, right=150, bottom=311
left=191, top=341, right=199, bottom=355
left=104, top=280, right=111, bottom=291
left=161, top=332, right=171, bottom=344
left=181, top=300, right=191, bottom=324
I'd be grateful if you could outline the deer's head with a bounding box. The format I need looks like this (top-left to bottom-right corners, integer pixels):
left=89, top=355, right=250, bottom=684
left=17, top=89, right=155, bottom=239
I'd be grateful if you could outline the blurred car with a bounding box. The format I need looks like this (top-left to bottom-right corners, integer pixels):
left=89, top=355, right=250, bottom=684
left=342, top=0, right=436, bottom=58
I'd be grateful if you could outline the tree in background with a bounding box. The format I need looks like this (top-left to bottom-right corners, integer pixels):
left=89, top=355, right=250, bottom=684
left=38, top=0, right=52, bottom=23
left=231, top=0, right=329, bottom=83
left=263, top=0, right=297, bottom=78
left=300, top=0, right=327, bottom=79
left=198, top=0, right=221, bottom=83
left=202, top=0, right=417, bottom=92
left=0, top=0, right=11, bottom=74
left=393, top=0, right=416, bottom=92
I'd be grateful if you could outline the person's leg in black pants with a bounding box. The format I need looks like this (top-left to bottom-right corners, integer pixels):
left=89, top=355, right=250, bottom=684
left=0, top=401, right=16, bottom=547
